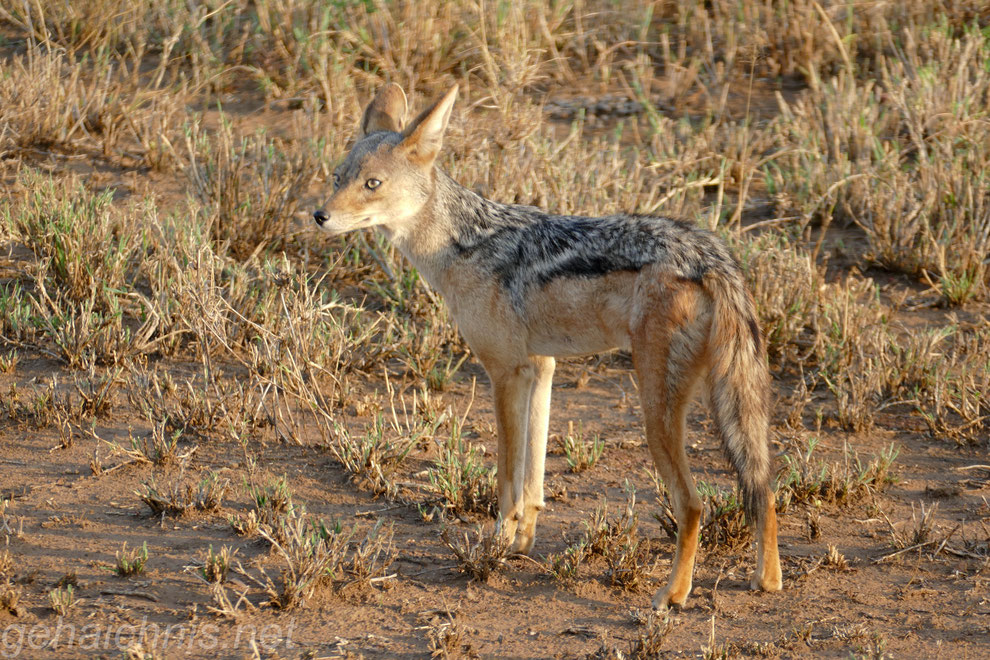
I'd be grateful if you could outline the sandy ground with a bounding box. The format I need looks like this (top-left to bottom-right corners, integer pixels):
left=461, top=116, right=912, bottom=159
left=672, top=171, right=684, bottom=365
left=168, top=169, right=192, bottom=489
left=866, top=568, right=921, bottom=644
left=1, top=350, right=988, bottom=658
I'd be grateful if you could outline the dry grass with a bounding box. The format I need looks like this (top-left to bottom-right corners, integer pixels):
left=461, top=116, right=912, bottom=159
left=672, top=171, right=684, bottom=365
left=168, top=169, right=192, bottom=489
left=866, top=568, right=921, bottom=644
left=547, top=488, right=656, bottom=591
left=592, top=611, right=673, bottom=659
left=427, top=422, right=498, bottom=516
left=652, top=478, right=751, bottom=553
left=180, top=115, right=318, bottom=259
left=199, top=544, right=237, bottom=584
left=329, top=413, right=419, bottom=499
left=48, top=584, right=79, bottom=616
left=137, top=471, right=229, bottom=518
left=228, top=499, right=397, bottom=610
left=776, top=438, right=898, bottom=510
left=560, top=421, right=606, bottom=473
left=1, top=4, right=986, bottom=444
left=114, top=541, right=149, bottom=577
left=0, top=579, right=24, bottom=617
left=440, top=521, right=509, bottom=583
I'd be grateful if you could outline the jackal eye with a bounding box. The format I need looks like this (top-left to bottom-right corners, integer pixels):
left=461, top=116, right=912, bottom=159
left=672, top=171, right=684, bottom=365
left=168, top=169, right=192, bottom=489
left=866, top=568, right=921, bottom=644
left=332, top=173, right=340, bottom=189
left=365, top=178, right=382, bottom=190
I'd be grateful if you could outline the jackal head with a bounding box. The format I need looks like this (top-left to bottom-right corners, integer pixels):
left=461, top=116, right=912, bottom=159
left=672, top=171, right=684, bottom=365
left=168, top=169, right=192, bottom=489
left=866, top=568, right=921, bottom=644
left=313, top=83, right=457, bottom=236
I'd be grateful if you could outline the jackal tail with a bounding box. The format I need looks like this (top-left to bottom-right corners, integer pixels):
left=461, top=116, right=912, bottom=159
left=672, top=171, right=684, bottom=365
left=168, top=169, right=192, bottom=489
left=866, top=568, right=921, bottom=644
left=702, top=268, right=773, bottom=526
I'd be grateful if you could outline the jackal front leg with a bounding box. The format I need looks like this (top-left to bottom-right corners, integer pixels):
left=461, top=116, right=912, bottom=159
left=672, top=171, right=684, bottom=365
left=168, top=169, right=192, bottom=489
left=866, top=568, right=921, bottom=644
left=489, top=361, right=537, bottom=550
left=512, top=355, right=555, bottom=555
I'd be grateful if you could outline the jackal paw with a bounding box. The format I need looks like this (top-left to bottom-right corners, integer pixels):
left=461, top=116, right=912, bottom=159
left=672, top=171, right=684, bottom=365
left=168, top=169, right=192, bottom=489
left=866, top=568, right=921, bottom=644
left=750, top=571, right=783, bottom=592
left=509, top=530, right=535, bottom=556
left=651, top=585, right=690, bottom=611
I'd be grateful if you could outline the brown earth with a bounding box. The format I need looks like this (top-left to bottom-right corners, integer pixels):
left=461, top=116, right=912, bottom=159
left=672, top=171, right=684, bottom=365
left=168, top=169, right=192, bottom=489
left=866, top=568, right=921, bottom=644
left=1, top=348, right=988, bottom=658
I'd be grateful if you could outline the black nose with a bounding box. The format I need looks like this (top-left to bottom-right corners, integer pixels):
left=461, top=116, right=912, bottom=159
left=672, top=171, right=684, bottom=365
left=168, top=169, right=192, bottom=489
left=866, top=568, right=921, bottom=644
left=313, top=209, right=329, bottom=226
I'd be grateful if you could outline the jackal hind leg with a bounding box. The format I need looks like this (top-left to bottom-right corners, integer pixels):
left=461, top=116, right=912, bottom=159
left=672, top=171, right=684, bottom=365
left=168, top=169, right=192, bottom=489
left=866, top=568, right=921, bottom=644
left=752, top=498, right=782, bottom=592
left=706, top=363, right=782, bottom=593
left=512, top=355, right=555, bottom=555
left=632, top=278, right=710, bottom=610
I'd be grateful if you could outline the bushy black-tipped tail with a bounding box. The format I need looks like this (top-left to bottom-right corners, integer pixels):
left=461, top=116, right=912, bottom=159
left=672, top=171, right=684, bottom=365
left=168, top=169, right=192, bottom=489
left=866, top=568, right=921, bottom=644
left=701, top=268, right=773, bottom=526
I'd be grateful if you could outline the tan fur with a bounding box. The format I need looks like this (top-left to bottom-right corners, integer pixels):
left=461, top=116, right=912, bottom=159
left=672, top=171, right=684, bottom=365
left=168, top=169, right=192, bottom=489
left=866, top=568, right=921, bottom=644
left=316, top=84, right=783, bottom=609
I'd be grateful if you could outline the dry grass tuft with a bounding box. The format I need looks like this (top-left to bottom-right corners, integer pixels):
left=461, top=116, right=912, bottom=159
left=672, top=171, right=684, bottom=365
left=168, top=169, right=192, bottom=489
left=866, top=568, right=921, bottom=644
left=0, top=579, right=24, bottom=617
left=776, top=438, right=898, bottom=510
left=249, top=513, right=396, bottom=609
left=592, top=611, right=673, bottom=659
left=180, top=117, right=317, bottom=260
left=49, top=584, right=80, bottom=615
left=548, top=488, right=655, bottom=590
left=427, top=423, right=498, bottom=516
left=653, top=476, right=751, bottom=553
left=199, top=544, right=237, bottom=584
left=115, top=541, right=149, bottom=577
left=440, top=521, right=509, bottom=583
left=330, top=414, right=418, bottom=499
left=137, top=471, right=229, bottom=517
left=561, top=421, right=606, bottom=473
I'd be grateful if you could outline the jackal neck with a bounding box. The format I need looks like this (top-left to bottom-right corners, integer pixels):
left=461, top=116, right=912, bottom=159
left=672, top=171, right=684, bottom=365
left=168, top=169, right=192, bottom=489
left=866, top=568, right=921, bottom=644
left=384, top=168, right=519, bottom=281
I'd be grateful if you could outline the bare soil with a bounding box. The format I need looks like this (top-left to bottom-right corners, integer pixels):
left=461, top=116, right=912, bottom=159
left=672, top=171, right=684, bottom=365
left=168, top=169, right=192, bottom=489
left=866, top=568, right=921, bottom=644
left=1, top=350, right=988, bottom=658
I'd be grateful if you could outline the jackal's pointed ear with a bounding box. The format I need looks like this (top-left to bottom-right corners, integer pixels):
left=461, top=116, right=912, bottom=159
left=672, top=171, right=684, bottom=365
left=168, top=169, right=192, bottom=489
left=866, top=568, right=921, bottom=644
left=398, top=85, right=458, bottom=167
left=359, top=83, right=408, bottom=137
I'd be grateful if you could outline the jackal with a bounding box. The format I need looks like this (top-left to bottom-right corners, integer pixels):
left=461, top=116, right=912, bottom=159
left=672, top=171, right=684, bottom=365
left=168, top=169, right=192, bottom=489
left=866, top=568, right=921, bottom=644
left=314, top=83, right=782, bottom=609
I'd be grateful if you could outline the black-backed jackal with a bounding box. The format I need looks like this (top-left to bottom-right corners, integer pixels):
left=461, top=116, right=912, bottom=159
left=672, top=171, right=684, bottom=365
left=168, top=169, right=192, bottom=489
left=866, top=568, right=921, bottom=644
left=314, top=84, right=782, bottom=609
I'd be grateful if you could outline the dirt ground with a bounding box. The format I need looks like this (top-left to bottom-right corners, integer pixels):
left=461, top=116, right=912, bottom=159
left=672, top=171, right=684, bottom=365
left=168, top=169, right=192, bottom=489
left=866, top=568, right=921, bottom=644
left=1, top=345, right=988, bottom=658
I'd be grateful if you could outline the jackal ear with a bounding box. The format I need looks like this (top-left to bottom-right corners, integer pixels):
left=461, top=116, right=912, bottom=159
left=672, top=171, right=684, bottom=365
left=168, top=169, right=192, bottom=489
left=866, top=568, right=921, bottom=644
left=359, top=83, right=408, bottom=137
left=399, top=85, right=457, bottom=167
